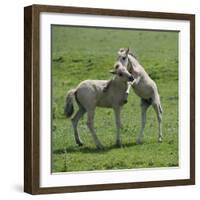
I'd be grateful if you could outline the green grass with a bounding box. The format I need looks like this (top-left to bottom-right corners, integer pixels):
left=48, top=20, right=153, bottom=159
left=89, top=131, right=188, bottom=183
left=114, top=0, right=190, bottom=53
left=52, top=26, right=179, bottom=172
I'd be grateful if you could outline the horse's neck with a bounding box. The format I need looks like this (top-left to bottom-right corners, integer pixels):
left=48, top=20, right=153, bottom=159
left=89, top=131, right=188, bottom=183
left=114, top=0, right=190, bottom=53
left=128, top=55, right=139, bottom=68
left=128, top=55, right=143, bottom=72
left=111, top=78, right=127, bottom=91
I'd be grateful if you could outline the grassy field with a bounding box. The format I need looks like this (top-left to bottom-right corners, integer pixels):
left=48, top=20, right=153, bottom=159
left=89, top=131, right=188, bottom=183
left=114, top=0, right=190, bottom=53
left=51, top=26, right=179, bottom=172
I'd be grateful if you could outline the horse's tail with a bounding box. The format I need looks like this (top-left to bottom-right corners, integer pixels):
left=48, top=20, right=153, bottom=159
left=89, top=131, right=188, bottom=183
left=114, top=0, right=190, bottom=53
left=64, top=89, right=76, bottom=118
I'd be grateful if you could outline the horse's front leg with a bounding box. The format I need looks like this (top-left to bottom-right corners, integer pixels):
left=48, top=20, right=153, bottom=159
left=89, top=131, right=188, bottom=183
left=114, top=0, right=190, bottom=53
left=124, top=81, right=134, bottom=103
left=126, top=82, right=133, bottom=94
left=113, top=107, right=122, bottom=147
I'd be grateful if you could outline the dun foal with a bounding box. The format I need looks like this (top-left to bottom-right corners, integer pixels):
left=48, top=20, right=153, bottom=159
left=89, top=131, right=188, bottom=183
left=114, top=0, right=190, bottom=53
left=117, top=48, right=163, bottom=144
left=65, top=62, right=134, bottom=149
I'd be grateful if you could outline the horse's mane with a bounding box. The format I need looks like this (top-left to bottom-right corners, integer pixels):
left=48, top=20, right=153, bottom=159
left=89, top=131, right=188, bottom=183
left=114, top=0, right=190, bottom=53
left=126, top=48, right=141, bottom=68
left=128, top=48, right=138, bottom=60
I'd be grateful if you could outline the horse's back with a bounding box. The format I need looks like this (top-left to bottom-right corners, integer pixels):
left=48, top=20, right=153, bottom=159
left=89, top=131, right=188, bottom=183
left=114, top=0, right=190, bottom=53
left=76, top=80, right=108, bottom=109
left=77, top=80, right=108, bottom=93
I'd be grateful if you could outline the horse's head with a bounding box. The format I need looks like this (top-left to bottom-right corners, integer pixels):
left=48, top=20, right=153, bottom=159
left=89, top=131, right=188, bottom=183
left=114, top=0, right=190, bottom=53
left=117, top=48, right=130, bottom=67
left=110, top=61, right=134, bottom=82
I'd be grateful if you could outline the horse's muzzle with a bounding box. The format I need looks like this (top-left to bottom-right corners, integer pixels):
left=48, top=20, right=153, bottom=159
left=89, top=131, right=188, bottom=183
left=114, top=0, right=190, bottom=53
left=124, top=99, right=128, bottom=104
left=129, top=76, right=134, bottom=81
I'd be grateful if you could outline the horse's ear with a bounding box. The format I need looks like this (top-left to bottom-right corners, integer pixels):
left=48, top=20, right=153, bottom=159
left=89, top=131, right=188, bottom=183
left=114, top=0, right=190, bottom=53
left=115, top=64, right=120, bottom=69
left=126, top=48, right=130, bottom=55
left=109, top=69, right=116, bottom=74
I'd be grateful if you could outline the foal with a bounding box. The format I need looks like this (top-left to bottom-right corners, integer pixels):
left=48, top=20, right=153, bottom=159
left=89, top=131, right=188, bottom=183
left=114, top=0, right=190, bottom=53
left=65, top=62, right=134, bottom=149
left=117, top=48, right=163, bottom=144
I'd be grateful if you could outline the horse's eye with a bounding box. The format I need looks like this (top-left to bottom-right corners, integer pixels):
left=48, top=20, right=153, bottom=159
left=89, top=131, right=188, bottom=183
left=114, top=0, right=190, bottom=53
left=119, top=73, right=123, bottom=77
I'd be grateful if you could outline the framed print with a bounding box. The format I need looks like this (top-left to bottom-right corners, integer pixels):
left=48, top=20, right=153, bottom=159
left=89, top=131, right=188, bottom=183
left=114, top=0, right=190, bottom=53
left=24, top=4, right=195, bottom=194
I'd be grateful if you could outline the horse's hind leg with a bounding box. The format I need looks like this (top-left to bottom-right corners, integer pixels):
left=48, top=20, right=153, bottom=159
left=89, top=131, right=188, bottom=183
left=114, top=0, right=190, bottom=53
left=113, top=107, right=122, bottom=147
left=136, top=98, right=151, bottom=144
left=152, top=102, right=163, bottom=142
left=87, top=109, right=104, bottom=150
left=71, top=107, right=86, bottom=146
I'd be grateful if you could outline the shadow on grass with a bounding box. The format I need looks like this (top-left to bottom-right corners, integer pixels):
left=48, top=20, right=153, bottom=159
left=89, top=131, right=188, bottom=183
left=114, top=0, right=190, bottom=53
left=53, top=142, right=136, bottom=155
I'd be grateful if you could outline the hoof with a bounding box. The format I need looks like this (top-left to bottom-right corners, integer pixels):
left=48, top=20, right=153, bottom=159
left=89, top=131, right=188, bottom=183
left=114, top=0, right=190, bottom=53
left=115, top=142, right=123, bottom=148
left=76, top=141, right=84, bottom=146
left=158, top=137, right=163, bottom=143
left=96, top=144, right=104, bottom=150
left=136, top=138, right=142, bottom=145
